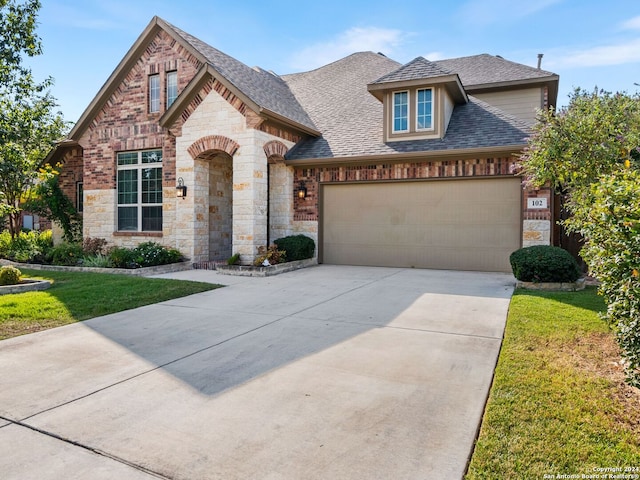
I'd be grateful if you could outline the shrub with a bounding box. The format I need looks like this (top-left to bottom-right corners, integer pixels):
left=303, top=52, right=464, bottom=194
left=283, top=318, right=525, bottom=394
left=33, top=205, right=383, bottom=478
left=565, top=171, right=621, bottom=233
left=510, top=245, right=581, bottom=283
left=254, top=245, right=286, bottom=266
left=0, top=266, right=22, bottom=285
left=132, top=242, right=182, bottom=267
left=50, top=242, right=84, bottom=266
left=227, top=253, right=240, bottom=265
left=273, top=235, right=315, bottom=262
left=0, top=230, right=53, bottom=263
left=82, top=237, right=108, bottom=256
left=108, top=247, right=139, bottom=269
left=82, top=253, right=113, bottom=268
left=108, top=243, right=183, bottom=269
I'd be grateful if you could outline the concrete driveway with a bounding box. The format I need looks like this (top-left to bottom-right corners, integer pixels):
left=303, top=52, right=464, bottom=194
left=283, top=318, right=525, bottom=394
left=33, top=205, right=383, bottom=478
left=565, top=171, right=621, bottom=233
left=0, top=265, right=514, bottom=480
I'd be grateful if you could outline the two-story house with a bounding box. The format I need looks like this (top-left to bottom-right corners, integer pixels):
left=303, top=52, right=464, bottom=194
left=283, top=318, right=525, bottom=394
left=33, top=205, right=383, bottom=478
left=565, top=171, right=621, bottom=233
left=48, top=16, right=559, bottom=272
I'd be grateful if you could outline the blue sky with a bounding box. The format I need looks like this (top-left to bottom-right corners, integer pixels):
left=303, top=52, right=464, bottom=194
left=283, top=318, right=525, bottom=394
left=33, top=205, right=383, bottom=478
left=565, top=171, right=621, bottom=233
left=25, top=0, right=640, bottom=123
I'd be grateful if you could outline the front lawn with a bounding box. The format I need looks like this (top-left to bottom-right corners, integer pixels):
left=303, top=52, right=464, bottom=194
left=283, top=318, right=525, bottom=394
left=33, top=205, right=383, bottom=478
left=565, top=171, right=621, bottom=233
left=0, top=269, right=220, bottom=340
left=466, top=287, right=640, bottom=478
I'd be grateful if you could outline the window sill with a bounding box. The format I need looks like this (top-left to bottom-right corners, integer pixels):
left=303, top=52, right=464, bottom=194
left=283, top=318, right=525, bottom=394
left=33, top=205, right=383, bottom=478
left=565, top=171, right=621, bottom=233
left=113, top=231, right=162, bottom=237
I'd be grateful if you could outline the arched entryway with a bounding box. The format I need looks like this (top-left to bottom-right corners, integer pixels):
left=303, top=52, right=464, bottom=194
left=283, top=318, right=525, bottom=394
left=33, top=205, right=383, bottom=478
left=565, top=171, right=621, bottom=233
left=188, top=135, right=239, bottom=261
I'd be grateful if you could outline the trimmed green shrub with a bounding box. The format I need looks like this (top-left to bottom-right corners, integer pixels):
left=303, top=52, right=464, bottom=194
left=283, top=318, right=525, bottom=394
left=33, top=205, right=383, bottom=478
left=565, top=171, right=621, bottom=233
left=510, top=245, right=581, bottom=283
left=0, top=266, right=22, bottom=285
left=227, top=253, right=240, bottom=265
left=273, top=235, right=315, bottom=262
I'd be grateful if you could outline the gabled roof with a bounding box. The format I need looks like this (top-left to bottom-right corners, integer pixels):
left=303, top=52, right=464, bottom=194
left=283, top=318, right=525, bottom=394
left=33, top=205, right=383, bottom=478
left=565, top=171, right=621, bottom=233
left=370, top=56, right=454, bottom=84
left=67, top=16, right=318, bottom=140
left=367, top=56, right=467, bottom=104
left=161, top=20, right=317, bottom=133
left=283, top=53, right=531, bottom=162
left=435, top=53, right=559, bottom=105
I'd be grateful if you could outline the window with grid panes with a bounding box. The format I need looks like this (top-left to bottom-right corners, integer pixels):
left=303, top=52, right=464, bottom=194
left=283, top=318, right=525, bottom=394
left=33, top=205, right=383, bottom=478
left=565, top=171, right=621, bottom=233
left=117, top=150, right=162, bottom=231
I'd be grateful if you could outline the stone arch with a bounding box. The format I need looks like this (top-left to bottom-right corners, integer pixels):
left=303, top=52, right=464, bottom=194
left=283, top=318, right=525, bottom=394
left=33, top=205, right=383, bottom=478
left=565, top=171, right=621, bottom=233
left=263, top=140, right=288, bottom=164
left=188, top=135, right=239, bottom=160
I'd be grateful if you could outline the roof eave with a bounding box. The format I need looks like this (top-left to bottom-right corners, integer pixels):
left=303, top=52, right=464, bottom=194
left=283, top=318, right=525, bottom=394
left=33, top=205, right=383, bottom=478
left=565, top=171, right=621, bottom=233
left=367, top=74, right=468, bottom=104
left=285, top=144, right=526, bottom=166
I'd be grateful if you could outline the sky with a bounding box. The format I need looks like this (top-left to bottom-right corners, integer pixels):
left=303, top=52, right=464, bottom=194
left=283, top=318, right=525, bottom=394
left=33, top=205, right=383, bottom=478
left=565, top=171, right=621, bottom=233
left=23, top=0, right=640, bottom=124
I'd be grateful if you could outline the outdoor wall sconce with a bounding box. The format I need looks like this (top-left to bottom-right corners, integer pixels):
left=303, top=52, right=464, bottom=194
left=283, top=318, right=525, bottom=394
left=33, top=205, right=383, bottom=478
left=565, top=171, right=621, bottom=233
left=176, top=177, right=187, bottom=198
left=297, top=181, right=307, bottom=199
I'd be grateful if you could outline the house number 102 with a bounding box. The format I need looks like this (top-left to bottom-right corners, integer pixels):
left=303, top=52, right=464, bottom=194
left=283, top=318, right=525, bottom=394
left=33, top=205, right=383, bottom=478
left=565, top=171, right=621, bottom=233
left=527, top=198, right=547, bottom=209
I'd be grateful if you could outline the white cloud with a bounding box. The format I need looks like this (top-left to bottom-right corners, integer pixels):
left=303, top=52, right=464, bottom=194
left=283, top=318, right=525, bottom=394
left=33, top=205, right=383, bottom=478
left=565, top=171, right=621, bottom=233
left=423, top=51, right=446, bottom=61
left=620, top=15, right=640, bottom=31
left=548, top=38, right=640, bottom=68
left=288, top=27, right=407, bottom=71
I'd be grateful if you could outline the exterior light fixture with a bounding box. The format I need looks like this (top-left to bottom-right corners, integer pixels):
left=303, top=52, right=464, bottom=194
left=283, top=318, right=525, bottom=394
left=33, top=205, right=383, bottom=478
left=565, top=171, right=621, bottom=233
left=297, top=181, right=307, bottom=199
left=176, top=177, right=187, bottom=198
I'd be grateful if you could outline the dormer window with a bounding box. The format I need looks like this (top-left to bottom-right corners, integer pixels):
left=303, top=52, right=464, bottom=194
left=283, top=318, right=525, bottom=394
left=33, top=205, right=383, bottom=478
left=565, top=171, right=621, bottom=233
left=366, top=56, right=468, bottom=143
left=416, top=88, right=433, bottom=131
left=392, top=91, right=409, bottom=133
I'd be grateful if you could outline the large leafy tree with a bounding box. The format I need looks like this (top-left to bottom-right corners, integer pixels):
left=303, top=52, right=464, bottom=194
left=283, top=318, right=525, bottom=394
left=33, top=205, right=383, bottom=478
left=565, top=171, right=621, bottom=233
left=0, top=0, right=68, bottom=239
left=520, top=88, right=640, bottom=386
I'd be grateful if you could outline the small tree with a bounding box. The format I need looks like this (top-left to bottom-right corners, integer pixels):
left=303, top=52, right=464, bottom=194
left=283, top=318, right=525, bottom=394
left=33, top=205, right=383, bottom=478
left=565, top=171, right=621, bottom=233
left=0, top=0, right=68, bottom=238
left=520, top=88, right=640, bottom=385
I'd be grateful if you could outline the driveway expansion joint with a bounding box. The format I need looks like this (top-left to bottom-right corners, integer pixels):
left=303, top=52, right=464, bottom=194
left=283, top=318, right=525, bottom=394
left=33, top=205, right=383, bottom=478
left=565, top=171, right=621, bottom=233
left=0, top=415, right=173, bottom=480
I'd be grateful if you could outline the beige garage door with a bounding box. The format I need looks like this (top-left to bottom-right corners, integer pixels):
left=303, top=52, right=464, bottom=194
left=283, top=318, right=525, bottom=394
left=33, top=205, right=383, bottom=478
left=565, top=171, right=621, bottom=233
left=321, top=178, right=522, bottom=272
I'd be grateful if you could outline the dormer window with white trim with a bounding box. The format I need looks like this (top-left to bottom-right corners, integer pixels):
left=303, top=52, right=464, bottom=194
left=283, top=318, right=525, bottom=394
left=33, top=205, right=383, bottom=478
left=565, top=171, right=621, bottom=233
left=416, top=88, right=433, bottom=131
left=392, top=91, right=409, bottom=133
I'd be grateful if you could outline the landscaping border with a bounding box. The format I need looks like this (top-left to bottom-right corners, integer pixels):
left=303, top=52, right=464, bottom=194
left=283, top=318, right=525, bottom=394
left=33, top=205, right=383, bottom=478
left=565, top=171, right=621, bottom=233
left=0, top=259, right=192, bottom=277
left=516, top=278, right=586, bottom=291
left=216, top=258, right=317, bottom=277
left=0, top=279, right=51, bottom=295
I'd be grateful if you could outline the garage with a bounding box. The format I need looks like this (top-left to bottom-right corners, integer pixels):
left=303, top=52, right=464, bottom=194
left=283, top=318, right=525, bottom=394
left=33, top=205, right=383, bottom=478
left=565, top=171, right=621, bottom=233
left=321, top=178, right=522, bottom=272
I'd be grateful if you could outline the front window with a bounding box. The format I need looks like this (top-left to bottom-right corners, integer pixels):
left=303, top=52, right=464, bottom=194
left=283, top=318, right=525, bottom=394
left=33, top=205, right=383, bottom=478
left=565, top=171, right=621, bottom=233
left=166, top=71, right=178, bottom=108
left=76, top=181, right=83, bottom=213
left=392, top=91, right=409, bottom=132
left=416, top=88, right=433, bottom=130
left=117, top=150, right=162, bottom=231
left=149, top=74, right=160, bottom=113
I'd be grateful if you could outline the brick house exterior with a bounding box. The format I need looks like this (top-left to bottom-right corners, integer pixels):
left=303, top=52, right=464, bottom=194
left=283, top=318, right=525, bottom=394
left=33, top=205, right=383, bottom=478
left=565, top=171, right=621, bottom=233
left=48, top=16, right=559, bottom=272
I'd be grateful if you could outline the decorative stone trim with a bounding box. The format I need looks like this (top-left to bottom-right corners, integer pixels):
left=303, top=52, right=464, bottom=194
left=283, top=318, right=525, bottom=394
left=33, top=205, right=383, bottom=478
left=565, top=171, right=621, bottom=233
left=187, top=135, right=239, bottom=159
left=264, top=140, right=288, bottom=163
left=516, top=278, right=586, bottom=291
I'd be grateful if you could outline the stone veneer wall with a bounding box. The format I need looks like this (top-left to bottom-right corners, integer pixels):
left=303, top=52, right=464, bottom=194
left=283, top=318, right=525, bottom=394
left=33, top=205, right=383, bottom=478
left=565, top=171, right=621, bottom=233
left=292, top=156, right=552, bottom=251
left=175, top=87, right=296, bottom=263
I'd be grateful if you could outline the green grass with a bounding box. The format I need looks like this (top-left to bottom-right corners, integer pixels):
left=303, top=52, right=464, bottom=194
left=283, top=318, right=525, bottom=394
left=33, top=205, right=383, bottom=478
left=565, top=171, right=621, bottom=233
left=466, top=287, right=640, bottom=479
left=0, top=269, right=220, bottom=340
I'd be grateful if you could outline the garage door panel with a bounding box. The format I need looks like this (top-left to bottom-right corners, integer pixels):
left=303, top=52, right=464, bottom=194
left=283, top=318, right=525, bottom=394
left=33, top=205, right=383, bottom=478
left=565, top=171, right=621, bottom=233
left=322, top=179, right=521, bottom=272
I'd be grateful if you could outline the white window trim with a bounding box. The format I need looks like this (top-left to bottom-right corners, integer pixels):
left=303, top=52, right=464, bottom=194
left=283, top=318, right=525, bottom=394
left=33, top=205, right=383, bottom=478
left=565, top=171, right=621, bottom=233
left=149, top=74, right=160, bottom=113
left=391, top=90, right=410, bottom=133
left=166, top=71, right=178, bottom=108
left=117, top=150, right=163, bottom=232
left=415, top=87, right=435, bottom=132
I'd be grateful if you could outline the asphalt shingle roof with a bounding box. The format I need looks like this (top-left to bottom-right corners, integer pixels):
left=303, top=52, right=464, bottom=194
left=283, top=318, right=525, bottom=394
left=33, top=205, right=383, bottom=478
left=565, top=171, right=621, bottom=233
left=283, top=52, right=532, bottom=161
left=371, top=56, right=454, bottom=84
left=434, top=53, right=556, bottom=87
left=164, top=21, right=317, bottom=132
